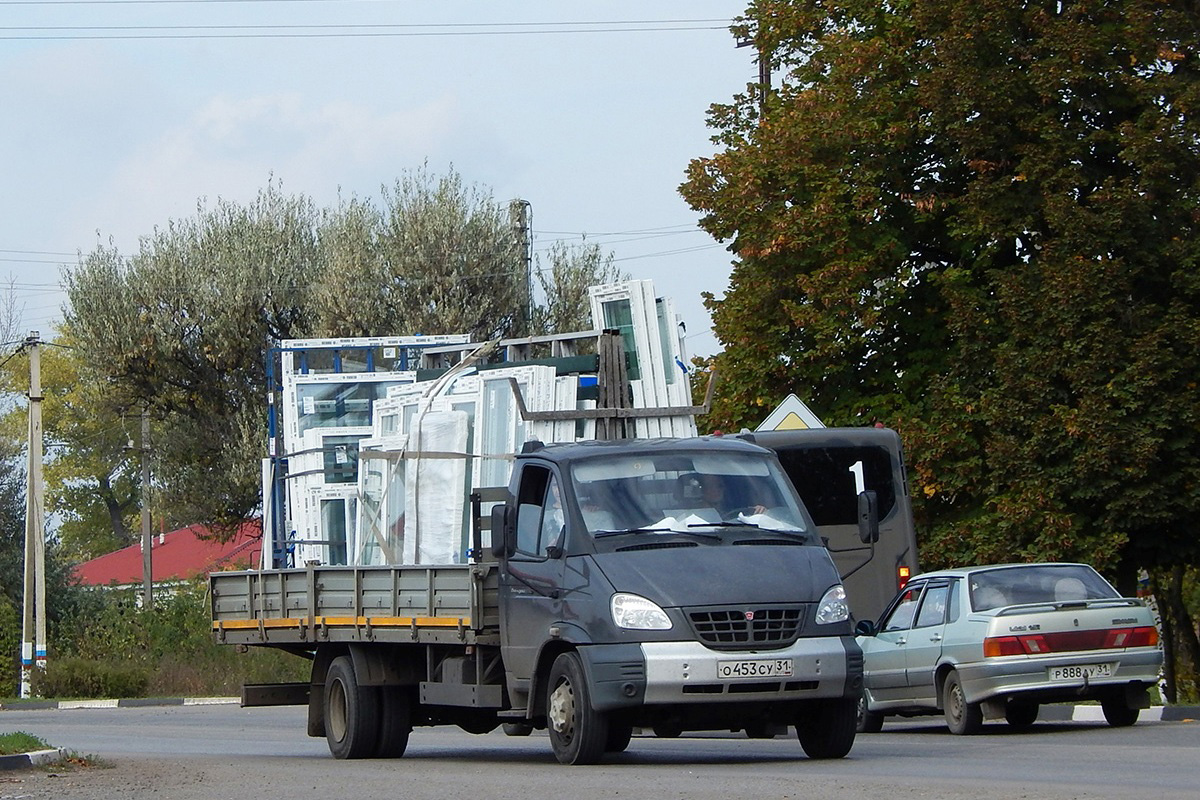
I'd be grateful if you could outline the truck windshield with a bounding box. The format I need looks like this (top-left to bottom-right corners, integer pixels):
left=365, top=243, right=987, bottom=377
left=570, top=451, right=811, bottom=537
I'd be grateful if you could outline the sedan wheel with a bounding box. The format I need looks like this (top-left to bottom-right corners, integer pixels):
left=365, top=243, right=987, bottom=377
left=856, top=691, right=885, bottom=733
left=943, top=671, right=983, bottom=735
left=1101, top=695, right=1140, bottom=727
left=1005, top=700, right=1039, bottom=730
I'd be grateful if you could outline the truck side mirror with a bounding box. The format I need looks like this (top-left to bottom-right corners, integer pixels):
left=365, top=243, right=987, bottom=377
left=857, top=490, right=879, bottom=544
left=491, top=504, right=515, bottom=558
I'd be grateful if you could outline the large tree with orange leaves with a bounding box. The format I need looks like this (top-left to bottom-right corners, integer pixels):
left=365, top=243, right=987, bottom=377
left=683, top=0, right=1200, bottom=698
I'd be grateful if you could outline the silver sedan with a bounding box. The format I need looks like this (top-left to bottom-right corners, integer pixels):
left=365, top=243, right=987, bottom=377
left=855, top=562, right=1162, bottom=734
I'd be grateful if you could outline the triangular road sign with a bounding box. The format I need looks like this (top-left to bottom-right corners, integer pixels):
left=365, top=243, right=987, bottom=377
left=756, top=394, right=825, bottom=431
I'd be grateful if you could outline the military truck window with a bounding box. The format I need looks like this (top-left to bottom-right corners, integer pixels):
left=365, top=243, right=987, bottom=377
left=775, top=445, right=896, bottom=526
left=515, top=466, right=562, bottom=557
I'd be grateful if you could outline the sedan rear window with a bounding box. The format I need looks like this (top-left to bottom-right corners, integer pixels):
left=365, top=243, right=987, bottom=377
left=969, top=565, right=1119, bottom=611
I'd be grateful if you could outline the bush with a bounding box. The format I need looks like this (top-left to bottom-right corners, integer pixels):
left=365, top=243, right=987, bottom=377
left=31, top=656, right=150, bottom=698
left=35, top=576, right=309, bottom=699
left=0, top=594, right=19, bottom=697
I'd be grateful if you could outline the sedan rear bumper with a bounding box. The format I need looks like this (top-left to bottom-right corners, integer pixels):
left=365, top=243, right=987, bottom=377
left=956, top=647, right=1162, bottom=705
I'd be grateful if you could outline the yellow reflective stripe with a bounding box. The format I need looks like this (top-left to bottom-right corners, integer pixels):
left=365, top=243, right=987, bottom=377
left=212, top=615, right=467, bottom=630
left=212, top=618, right=304, bottom=630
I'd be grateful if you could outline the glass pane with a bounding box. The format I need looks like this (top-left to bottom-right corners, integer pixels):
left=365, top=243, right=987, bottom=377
left=322, top=499, right=348, bottom=565
left=656, top=298, right=675, bottom=386
left=602, top=299, right=639, bottom=380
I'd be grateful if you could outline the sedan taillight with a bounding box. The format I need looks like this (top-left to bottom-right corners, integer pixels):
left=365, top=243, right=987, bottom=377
left=984, top=625, right=1159, bottom=657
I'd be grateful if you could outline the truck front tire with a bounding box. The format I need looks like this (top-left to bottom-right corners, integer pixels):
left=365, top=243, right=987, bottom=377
left=796, top=698, right=857, bottom=759
left=546, top=651, right=610, bottom=765
left=325, top=655, right=380, bottom=759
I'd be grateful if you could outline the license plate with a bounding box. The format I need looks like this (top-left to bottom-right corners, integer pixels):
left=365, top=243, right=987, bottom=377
left=717, top=659, right=794, bottom=679
left=1048, top=663, right=1114, bottom=681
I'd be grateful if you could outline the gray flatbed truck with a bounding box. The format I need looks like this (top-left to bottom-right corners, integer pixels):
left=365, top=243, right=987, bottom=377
left=211, top=434, right=865, bottom=764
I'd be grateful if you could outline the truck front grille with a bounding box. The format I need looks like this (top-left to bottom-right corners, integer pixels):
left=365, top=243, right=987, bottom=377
left=687, top=606, right=805, bottom=650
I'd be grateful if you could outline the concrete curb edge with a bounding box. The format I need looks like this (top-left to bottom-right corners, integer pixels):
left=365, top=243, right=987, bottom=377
left=0, top=748, right=66, bottom=771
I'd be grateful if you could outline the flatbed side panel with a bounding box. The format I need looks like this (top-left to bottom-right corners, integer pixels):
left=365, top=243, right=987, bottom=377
left=210, top=564, right=500, bottom=647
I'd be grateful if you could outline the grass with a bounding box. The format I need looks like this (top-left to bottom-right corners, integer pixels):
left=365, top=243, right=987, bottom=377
left=0, top=732, right=51, bottom=755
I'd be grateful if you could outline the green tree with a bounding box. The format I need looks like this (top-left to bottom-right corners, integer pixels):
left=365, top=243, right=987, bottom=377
left=64, top=168, right=620, bottom=534
left=682, top=0, right=1200, bottom=697
left=312, top=165, right=530, bottom=340
left=0, top=327, right=140, bottom=562
left=65, top=183, right=321, bottom=531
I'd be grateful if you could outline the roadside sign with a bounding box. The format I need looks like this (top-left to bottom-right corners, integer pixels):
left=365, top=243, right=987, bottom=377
left=756, top=394, right=825, bottom=431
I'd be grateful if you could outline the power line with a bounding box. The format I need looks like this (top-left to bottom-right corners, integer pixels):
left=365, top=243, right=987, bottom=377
left=0, top=21, right=730, bottom=41
left=0, top=249, right=78, bottom=257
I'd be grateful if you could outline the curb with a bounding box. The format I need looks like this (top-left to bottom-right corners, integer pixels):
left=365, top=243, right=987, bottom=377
left=0, top=697, right=238, bottom=712
left=0, top=748, right=66, bottom=771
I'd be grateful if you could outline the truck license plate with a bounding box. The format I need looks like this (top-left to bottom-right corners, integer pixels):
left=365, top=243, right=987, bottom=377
left=717, top=659, right=794, bottom=679
left=1048, top=663, right=1114, bottom=681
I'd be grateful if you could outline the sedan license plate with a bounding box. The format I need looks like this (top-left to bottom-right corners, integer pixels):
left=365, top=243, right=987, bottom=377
left=1048, top=663, right=1114, bottom=682
left=717, top=659, right=794, bottom=679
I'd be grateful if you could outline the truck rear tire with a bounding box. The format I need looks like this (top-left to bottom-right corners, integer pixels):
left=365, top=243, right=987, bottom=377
left=375, top=686, right=412, bottom=758
left=796, top=698, right=857, bottom=759
left=325, top=655, right=380, bottom=759
left=546, top=651, right=610, bottom=765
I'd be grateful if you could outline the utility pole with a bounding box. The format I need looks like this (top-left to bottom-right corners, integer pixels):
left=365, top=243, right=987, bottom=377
left=20, top=332, right=45, bottom=697
left=736, top=36, right=772, bottom=116
left=141, top=406, right=153, bottom=608
left=510, top=199, right=533, bottom=334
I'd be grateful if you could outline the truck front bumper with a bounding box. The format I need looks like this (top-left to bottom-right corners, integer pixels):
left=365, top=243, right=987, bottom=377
left=579, top=636, right=861, bottom=711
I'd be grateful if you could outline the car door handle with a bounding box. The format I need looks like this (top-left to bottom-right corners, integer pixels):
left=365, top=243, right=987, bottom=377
left=895, top=637, right=907, bottom=646
left=929, top=633, right=942, bottom=642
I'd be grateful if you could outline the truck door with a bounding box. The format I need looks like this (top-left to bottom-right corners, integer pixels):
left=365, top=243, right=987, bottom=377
left=499, top=464, right=567, bottom=683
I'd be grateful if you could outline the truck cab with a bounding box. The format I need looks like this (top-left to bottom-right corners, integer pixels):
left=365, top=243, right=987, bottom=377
left=492, top=436, right=863, bottom=764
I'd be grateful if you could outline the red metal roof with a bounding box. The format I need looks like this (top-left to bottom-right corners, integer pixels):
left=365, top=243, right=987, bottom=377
left=72, top=520, right=262, bottom=587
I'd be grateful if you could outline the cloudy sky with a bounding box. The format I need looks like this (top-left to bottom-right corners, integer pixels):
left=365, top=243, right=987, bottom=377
left=0, top=1, right=755, bottom=357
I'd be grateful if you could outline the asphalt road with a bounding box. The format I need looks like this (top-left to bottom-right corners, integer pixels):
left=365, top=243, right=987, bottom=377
left=1, top=704, right=1198, bottom=800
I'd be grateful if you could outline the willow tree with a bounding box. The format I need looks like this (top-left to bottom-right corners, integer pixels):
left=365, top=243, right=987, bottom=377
left=683, top=1, right=1200, bottom=697
left=531, top=238, right=628, bottom=335
left=65, top=185, right=322, bottom=529
left=311, top=166, right=530, bottom=340
left=63, top=169, right=619, bottom=536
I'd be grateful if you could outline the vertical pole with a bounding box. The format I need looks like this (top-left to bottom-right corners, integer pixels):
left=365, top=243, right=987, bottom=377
left=141, top=407, right=153, bottom=609
left=510, top=199, right=533, bottom=335
left=21, top=331, right=45, bottom=696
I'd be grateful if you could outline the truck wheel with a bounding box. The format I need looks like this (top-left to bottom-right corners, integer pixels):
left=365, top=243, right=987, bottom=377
left=744, top=722, right=778, bottom=739
left=605, top=723, right=633, bottom=753
left=1101, top=696, right=1140, bottom=727
left=856, top=691, right=885, bottom=733
left=325, top=655, right=380, bottom=759
left=943, top=671, right=983, bottom=735
left=796, top=698, right=856, bottom=759
left=546, top=651, right=610, bottom=765
left=503, top=722, right=534, bottom=737
left=375, top=686, right=412, bottom=758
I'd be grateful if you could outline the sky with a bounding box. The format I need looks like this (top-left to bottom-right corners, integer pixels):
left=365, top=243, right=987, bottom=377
left=0, top=1, right=756, bottom=359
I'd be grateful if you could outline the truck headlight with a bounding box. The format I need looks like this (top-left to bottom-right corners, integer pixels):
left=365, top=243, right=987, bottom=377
left=611, top=593, right=673, bottom=630
left=815, top=585, right=849, bottom=625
